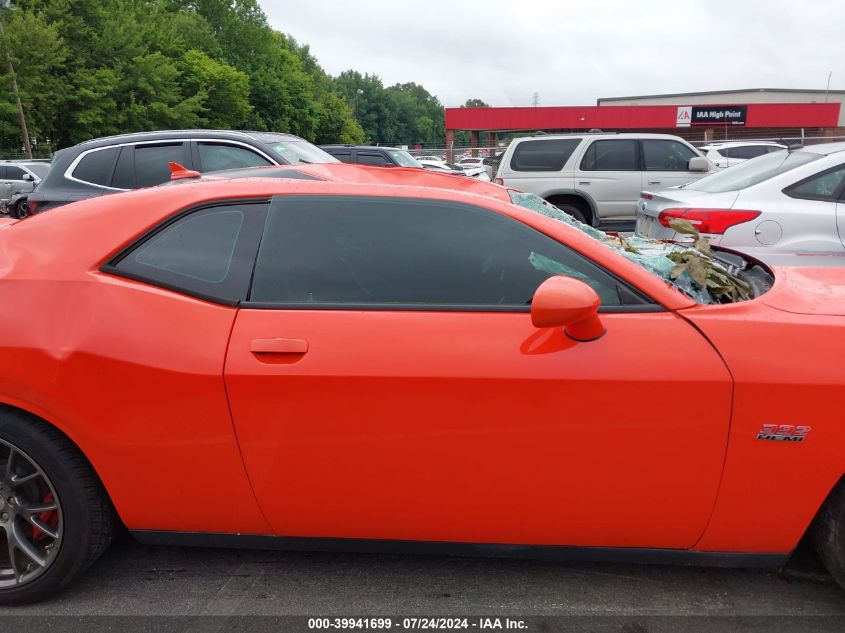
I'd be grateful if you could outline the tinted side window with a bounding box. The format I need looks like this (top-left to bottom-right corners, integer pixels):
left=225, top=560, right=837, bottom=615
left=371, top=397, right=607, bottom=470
left=327, top=150, right=352, bottom=162
left=0, top=166, right=5, bottom=179
left=197, top=143, right=273, bottom=171
left=580, top=140, right=638, bottom=171
left=357, top=153, right=390, bottom=166
left=250, top=197, right=623, bottom=308
left=785, top=166, right=845, bottom=201
left=112, top=146, right=135, bottom=189
left=511, top=139, right=581, bottom=172
left=5, top=166, right=25, bottom=180
left=135, top=144, right=185, bottom=187
left=112, top=203, right=267, bottom=304
left=73, top=147, right=119, bottom=186
left=724, top=146, right=772, bottom=160
left=641, top=140, right=697, bottom=171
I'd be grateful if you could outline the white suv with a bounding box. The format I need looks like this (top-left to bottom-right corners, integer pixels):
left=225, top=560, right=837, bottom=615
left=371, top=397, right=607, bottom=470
left=494, top=133, right=714, bottom=226
left=700, top=141, right=786, bottom=169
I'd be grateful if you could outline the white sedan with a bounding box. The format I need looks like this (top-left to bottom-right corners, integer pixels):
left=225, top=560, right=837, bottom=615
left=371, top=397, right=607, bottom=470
left=635, top=142, right=845, bottom=263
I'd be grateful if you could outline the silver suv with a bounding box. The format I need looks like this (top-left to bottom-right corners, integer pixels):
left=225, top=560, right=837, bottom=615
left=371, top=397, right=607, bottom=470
left=495, top=133, right=714, bottom=227
left=0, top=160, right=50, bottom=214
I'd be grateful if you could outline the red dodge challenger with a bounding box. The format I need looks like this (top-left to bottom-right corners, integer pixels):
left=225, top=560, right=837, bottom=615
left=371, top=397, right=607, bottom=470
left=0, top=165, right=843, bottom=604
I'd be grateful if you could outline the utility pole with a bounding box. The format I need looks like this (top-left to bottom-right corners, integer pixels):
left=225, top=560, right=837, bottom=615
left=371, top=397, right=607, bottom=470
left=532, top=92, right=540, bottom=107
left=0, top=1, right=32, bottom=158
left=825, top=71, right=832, bottom=102
left=354, top=88, right=364, bottom=121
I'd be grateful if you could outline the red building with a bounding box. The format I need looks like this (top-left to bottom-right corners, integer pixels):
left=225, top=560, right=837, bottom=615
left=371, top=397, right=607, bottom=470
left=445, top=89, right=844, bottom=154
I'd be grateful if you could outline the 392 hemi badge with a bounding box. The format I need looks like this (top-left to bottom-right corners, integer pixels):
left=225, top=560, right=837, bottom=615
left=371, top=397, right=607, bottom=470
left=756, top=424, right=811, bottom=442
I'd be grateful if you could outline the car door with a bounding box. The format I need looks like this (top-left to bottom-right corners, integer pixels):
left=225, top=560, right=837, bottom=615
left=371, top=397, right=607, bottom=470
left=783, top=164, right=845, bottom=251
left=3, top=165, right=28, bottom=201
left=223, top=194, right=733, bottom=549
left=576, top=139, right=641, bottom=222
left=0, top=166, right=8, bottom=201
left=640, top=139, right=703, bottom=191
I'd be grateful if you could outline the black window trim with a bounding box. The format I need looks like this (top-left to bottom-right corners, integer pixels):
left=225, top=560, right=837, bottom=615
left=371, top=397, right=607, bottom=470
left=782, top=163, right=845, bottom=202
left=100, top=198, right=271, bottom=307
left=241, top=194, right=662, bottom=314
left=111, top=145, right=136, bottom=189
left=579, top=139, right=641, bottom=172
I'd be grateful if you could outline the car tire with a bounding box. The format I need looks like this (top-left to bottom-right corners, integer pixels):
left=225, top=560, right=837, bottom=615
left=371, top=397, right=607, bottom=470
left=552, top=202, right=590, bottom=226
left=813, top=479, right=845, bottom=591
left=12, top=199, right=29, bottom=220
left=0, top=408, right=117, bottom=605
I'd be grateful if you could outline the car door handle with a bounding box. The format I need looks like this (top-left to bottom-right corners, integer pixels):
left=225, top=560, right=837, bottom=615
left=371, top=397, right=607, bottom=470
left=578, top=181, right=590, bottom=185
left=648, top=180, right=661, bottom=185
left=250, top=338, right=309, bottom=354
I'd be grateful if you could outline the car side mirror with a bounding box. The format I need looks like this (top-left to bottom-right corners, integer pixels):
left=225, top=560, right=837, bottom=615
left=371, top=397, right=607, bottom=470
left=688, top=156, right=709, bottom=172
left=22, top=173, right=34, bottom=182
left=531, top=276, right=605, bottom=342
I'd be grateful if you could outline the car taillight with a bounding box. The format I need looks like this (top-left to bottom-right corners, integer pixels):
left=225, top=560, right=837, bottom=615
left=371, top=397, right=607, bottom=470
left=640, top=193, right=653, bottom=200
left=493, top=178, right=504, bottom=185
left=657, top=208, right=761, bottom=234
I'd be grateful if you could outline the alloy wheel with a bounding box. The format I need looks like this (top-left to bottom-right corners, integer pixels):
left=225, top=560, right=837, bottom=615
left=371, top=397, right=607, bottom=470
left=0, top=439, right=63, bottom=588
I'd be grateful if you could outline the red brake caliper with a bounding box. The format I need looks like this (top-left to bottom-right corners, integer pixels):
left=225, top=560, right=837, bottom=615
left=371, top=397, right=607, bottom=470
left=31, top=492, right=57, bottom=541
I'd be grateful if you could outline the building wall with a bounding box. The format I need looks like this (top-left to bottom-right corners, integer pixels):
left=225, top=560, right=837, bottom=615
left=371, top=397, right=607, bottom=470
left=598, top=90, right=845, bottom=126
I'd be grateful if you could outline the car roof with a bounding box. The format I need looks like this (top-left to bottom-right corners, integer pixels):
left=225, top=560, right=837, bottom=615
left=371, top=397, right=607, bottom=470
left=320, top=145, right=407, bottom=151
left=798, top=141, right=845, bottom=156
left=513, top=132, right=688, bottom=142
left=182, top=163, right=511, bottom=201
left=76, top=129, right=304, bottom=149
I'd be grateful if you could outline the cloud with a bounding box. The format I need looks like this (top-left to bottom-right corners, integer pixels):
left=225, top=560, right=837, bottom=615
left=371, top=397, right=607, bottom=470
left=263, top=0, right=844, bottom=107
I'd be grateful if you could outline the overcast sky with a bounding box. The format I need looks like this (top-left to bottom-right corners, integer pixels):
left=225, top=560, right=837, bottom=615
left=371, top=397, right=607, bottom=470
left=262, top=0, right=843, bottom=108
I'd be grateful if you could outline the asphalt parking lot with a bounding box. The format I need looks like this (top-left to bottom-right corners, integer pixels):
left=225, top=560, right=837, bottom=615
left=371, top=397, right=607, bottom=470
left=0, top=534, right=843, bottom=631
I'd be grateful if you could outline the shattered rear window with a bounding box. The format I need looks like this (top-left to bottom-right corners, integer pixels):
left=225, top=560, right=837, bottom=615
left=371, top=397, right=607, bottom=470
left=508, top=191, right=757, bottom=304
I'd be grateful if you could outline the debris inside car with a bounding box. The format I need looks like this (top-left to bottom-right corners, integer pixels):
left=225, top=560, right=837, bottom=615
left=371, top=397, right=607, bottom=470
left=510, top=191, right=760, bottom=304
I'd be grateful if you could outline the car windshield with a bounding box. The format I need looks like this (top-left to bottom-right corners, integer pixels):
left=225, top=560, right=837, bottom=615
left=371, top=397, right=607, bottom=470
left=508, top=191, right=769, bottom=305
left=25, top=163, right=50, bottom=178
left=385, top=149, right=421, bottom=168
left=682, top=150, right=821, bottom=193
left=256, top=135, right=339, bottom=165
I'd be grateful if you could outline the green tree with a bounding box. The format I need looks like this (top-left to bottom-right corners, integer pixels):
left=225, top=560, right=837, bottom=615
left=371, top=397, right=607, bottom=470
left=0, top=7, right=67, bottom=152
left=180, top=49, right=252, bottom=128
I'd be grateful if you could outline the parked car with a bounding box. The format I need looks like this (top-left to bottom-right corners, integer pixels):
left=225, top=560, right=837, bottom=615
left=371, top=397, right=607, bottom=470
left=27, top=130, right=338, bottom=214
left=319, top=145, right=424, bottom=168
left=2, top=168, right=845, bottom=603
left=413, top=155, right=447, bottom=164
left=456, top=156, right=485, bottom=170
left=635, top=142, right=845, bottom=261
left=0, top=160, right=51, bottom=218
left=416, top=159, right=466, bottom=176
left=494, top=132, right=715, bottom=227
left=699, top=141, right=787, bottom=169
